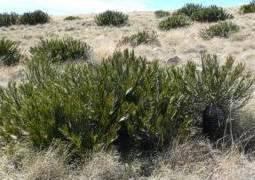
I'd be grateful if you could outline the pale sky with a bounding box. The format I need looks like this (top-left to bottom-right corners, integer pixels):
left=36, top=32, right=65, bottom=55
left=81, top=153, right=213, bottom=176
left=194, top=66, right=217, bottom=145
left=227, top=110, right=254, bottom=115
left=0, top=0, right=249, bottom=15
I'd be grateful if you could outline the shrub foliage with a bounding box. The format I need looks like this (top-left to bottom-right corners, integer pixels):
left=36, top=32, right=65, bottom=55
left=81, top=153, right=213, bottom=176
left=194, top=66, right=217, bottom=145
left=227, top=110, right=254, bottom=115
left=154, top=10, right=170, bottom=18
left=200, top=21, right=240, bottom=40
left=240, top=1, right=255, bottom=14
left=30, top=37, right=90, bottom=63
left=64, top=16, right=81, bottom=21
left=0, top=38, right=20, bottom=66
left=0, top=13, right=19, bottom=27
left=0, top=50, right=253, bottom=153
left=95, top=10, right=128, bottom=26
left=159, top=14, right=191, bottom=30
left=120, top=30, right=158, bottom=47
left=176, top=4, right=232, bottom=22
left=19, top=10, right=49, bottom=25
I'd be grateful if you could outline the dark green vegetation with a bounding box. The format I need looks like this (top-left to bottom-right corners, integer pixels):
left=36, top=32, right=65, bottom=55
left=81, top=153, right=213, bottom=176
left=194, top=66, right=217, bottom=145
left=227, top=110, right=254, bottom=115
left=154, top=10, right=170, bottom=18
left=95, top=10, right=128, bottom=26
left=19, top=10, right=49, bottom=25
left=64, top=16, right=81, bottom=21
left=176, top=3, right=233, bottom=22
left=201, top=21, right=240, bottom=40
left=0, top=13, right=19, bottom=27
left=240, top=1, right=255, bottom=14
left=0, top=49, right=253, bottom=154
left=0, top=38, right=20, bottom=66
left=120, top=30, right=158, bottom=47
left=30, top=37, right=90, bottom=63
left=159, top=14, right=191, bottom=30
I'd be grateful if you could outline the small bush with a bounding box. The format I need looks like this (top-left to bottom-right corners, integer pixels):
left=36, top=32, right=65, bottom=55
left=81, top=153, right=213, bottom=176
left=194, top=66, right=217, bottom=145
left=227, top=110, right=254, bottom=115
left=0, top=38, right=20, bottom=66
left=95, top=10, right=128, bottom=26
left=30, top=37, right=90, bottom=62
left=240, top=1, right=255, bottom=14
left=155, top=10, right=170, bottom=18
left=200, top=21, right=240, bottom=40
left=175, top=3, right=203, bottom=17
left=159, top=14, right=191, bottom=30
left=0, top=13, right=19, bottom=27
left=19, top=10, right=49, bottom=25
left=191, top=5, right=232, bottom=22
left=120, top=30, right=158, bottom=47
left=64, top=16, right=81, bottom=21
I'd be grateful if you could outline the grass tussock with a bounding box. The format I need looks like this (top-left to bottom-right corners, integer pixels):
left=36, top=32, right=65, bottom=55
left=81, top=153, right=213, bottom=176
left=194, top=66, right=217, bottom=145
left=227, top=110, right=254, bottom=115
left=30, top=37, right=91, bottom=62
left=159, top=14, right=191, bottom=30
left=119, top=30, right=158, bottom=47
left=95, top=10, right=128, bottom=26
left=0, top=38, right=20, bottom=66
left=240, top=1, right=255, bottom=14
left=200, top=21, right=240, bottom=40
left=154, top=10, right=170, bottom=18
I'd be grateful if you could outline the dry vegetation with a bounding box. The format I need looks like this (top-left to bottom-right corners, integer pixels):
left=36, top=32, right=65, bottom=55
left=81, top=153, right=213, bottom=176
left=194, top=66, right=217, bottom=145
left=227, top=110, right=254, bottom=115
left=1, top=4, right=255, bottom=180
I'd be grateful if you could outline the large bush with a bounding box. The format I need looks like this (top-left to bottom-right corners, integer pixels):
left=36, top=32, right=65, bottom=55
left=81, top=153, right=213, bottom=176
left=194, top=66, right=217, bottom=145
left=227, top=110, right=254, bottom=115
left=0, top=38, right=20, bottom=66
left=154, top=10, right=170, bottom=18
left=0, top=13, right=19, bottom=27
left=175, top=3, right=203, bottom=17
left=159, top=14, right=191, bottom=30
left=95, top=10, right=128, bottom=26
left=240, top=1, right=255, bottom=14
left=30, top=37, right=91, bottom=63
left=19, top=10, right=49, bottom=25
left=200, top=21, right=240, bottom=40
left=0, top=50, right=253, bottom=154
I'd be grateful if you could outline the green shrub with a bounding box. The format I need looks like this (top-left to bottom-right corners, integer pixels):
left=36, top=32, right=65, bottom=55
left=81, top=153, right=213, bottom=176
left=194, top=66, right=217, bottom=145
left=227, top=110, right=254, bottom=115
left=154, top=10, right=170, bottom=18
left=159, top=14, right=191, bottom=30
left=95, top=10, right=128, bottom=26
left=240, top=1, right=255, bottom=14
left=175, top=3, right=203, bottom=17
left=191, top=5, right=232, bottom=22
left=0, top=38, right=20, bottom=66
left=30, top=37, right=90, bottom=63
left=0, top=13, right=19, bottom=27
left=19, top=10, right=49, bottom=25
left=64, top=16, right=81, bottom=21
left=120, top=30, right=158, bottom=47
left=200, top=21, right=240, bottom=40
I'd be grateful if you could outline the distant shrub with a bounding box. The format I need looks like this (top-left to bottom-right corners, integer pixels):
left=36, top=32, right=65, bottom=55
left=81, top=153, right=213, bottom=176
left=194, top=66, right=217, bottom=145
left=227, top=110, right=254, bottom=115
left=159, top=14, right=191, bottom=30
left=20, top=10, right=49, bottom=25
left=200, top=21, right=240, bottom=40
left=120, top=30, right=158, bottom=47
left=155, top=10, right=170, bottom=18
left=0, top=38, right=20, bottom=66
left=64, top=16, right=81, bottom=21
left=191, top=5, right=233, bottom=22
left=240, top=1, right=255, bottom=14
left=95, top=10, right=128, bottom=26
left=30, top=37, right=90, bottom=62
left=175, top=3, right=203, bottom=17
left=0, top=13, right=19, bottom=27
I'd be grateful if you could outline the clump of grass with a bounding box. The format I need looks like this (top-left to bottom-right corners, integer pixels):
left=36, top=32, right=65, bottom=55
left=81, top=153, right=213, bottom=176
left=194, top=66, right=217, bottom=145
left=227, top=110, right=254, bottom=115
left=95, top=10, right=128, bottom=26
left=154, top=10, right=170, bottom=18
left=240, top=1, right=255, bottom=14
left=159, top=14, right=191, bottom=30
left=200, top=21, right=240, bottom=40
left=19, top=10, right=49, bottom=25
left=0, top=13, right=19, bottom=27
left=175, top=4, right=232, bottom=22
left=120, top=30, right=158, bottom=47
left=30, top=37, right=91, bottom=62
left=0, top=38, right=20, bottom=66
left=64, top=16, right=81, bottom=21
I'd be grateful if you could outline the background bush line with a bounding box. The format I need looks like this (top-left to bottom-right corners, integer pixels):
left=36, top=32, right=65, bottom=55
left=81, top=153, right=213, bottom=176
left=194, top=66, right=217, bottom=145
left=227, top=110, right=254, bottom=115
left=0, top=10, right=49, bottom=27
left=0, top=50, right=253, bottom=155
left=240, top=1, right=255, bottom=14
